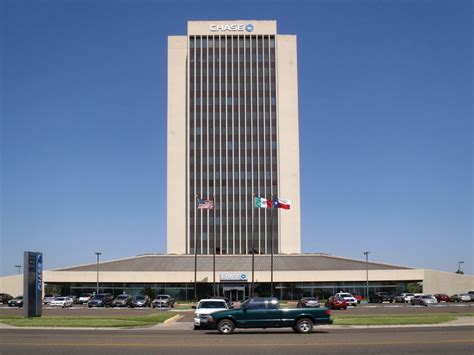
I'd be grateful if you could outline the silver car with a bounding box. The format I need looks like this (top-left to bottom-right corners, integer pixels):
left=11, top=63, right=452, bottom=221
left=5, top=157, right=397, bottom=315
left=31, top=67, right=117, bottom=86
left=412, top=294, right=438, bottom=306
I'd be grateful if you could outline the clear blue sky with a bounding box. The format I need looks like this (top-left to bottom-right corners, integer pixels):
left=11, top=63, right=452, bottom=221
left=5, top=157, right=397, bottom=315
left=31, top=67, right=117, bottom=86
left=1, top=0, right=472, bottom=276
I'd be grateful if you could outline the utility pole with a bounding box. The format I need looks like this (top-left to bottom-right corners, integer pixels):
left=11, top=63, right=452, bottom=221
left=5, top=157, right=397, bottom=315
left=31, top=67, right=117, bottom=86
left=95, top=252, right=102, bottom=294
left=363, top=251, right=370, bottom=300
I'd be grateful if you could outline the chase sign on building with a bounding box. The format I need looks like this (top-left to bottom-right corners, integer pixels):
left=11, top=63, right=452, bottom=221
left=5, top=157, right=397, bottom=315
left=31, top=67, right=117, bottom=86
left=209, top=23, right=254, bottom=32
left=220, top=273, right=248, bottom=281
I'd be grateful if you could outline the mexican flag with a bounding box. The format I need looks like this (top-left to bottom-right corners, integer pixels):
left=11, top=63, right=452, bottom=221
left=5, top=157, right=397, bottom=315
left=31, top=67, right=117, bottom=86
left=254, top=196, right=268, bottom=208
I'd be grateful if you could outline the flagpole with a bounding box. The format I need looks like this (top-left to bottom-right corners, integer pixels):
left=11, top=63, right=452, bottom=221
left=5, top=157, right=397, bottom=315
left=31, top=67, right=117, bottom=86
left=213, top=195, right=216, bottom=297
left=251, top=193, right=255, bottom=298
left=270, top=195, right=274, bottom=298
left=194, top=195, right=198, bottom=302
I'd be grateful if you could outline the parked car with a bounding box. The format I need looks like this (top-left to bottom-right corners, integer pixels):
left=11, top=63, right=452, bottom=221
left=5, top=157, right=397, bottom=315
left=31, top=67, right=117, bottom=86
left=353, top=295, right=364, bottom=304
left=66, top=295, right=79, bottom=304
left=369, top=292, right=394, bottom=303
left=411, top=294, right=438, bottom=306
left=8, top=296, right=23, bottom=307
left=434, top=294, right=450, bottom=302
left=78, top=293, right=92, bottom=304
left=50, top=297, right=74, bottom=308
left=467, top=291, right=474, bottom=301
left=0, top=293, right=13, bottom=304
left=324, top=296, right=348, bottom=310
left=394, top=293, right=415, bottom=303
left=193, top=298, right=230, bottom=330
left=296, top=297, right=320, bottom=308
left=152, top=294, right=175, bottom=308
left=334, top=292, right=357, bottom=306
left=112, top=295, right=133, bottom=307
left=88, top=293, right=113, bottom=308
left=131, top=295, right=151, bottom=308
left=450, top=294, right=471, bottom=302
left=43, top=294, right=56, bottom=304
left=210, top=296, right=233, bottom=309
left=199, top=297, right=332, bottom=334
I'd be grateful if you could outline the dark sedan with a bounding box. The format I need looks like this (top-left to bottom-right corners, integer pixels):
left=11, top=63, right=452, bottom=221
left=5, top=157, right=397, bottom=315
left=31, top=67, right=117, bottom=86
left=131, top=295, right=151, bottom=308
left=112, top=295, right=133, bottom=307
left=434, top=294, right=450, bottom=302
left=88, top=293, right=113, bottom=308
left=8, top=296, right=23, bottom=307
left=0, top=293, right=13, bottom=304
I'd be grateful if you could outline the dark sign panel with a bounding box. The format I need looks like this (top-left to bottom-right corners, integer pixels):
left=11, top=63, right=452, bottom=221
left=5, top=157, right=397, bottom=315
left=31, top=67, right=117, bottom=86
left=23, top=251, right=42, bottom=317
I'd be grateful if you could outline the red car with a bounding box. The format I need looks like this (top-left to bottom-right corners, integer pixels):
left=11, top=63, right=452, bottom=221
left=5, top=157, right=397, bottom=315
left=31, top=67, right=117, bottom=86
left=324, top=296, right=348, bottom=310
left=434, top=294, right=450, bottom=302
left=353, top=295, right=364, bottom=304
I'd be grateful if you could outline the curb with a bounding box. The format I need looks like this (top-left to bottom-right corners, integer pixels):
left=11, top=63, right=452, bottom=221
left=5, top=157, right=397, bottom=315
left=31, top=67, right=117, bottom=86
left=163, top=314, right=183, bottom=325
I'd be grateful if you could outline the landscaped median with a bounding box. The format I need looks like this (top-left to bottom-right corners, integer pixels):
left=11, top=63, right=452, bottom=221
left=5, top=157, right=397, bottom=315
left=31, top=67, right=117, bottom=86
left=0, top=312, right=176, bottom=328
left=331, top=313, right=474, bottom=326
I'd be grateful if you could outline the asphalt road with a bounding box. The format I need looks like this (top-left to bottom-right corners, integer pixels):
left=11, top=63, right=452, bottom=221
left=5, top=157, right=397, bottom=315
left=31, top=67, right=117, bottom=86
left=1, top=326, right=473, bottom=354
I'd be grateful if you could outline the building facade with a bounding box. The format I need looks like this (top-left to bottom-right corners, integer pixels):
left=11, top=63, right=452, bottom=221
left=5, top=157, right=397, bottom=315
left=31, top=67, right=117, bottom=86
left=167, top=20, right=301, bottom=255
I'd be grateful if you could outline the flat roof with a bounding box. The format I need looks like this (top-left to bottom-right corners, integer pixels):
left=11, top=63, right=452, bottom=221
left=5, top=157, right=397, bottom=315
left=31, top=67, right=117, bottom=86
left=58, top=253, right=411, bottom=272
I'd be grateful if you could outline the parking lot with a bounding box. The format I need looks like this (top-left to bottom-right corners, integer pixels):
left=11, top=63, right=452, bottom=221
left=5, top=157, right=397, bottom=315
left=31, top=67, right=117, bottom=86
left=1, top=301, right=473, bottom=319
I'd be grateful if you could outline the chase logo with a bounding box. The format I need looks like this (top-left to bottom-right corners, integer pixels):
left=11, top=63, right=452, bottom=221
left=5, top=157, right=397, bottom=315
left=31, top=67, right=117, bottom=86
left=245, top=24, right=254, bottom=32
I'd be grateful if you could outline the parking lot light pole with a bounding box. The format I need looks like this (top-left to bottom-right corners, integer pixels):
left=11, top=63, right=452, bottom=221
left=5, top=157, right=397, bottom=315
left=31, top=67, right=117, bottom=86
left=95, top=252, right=102, bottom=294
left=15, top=265, right=21, bottom=275
left=364, top=251, right=370, bottom=300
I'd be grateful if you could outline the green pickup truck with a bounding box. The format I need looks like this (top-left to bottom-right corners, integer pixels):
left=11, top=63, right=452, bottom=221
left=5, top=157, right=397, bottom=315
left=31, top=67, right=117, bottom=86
left=198, top=297, right=332, bottom=334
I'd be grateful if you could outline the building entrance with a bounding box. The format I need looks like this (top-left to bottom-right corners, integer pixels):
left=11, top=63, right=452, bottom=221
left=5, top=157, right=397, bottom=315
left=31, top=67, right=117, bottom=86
left=223, top=286, right=245, bottom=302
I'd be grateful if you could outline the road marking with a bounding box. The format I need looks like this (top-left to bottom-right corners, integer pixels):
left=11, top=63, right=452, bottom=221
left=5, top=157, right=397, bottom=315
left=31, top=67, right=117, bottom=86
left=2, top=339, right=474, bottom=348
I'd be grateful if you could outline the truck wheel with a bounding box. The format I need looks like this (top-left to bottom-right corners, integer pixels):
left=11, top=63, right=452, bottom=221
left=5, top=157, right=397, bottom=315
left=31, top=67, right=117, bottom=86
left=217, top=319, right=235, bottom=334
left=295, top=318, right=313, bottom=334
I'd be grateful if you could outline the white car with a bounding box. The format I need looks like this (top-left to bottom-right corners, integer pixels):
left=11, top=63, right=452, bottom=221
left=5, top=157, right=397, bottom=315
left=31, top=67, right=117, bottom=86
left=394, top=293, right=415, bottom=303
left=193, top=299, right=230, bottom=330
left=78, top=293, right=92, bottom=304
left=334, top=293, right=357, bottom=307
left=50, top=297, right=74, bottom=308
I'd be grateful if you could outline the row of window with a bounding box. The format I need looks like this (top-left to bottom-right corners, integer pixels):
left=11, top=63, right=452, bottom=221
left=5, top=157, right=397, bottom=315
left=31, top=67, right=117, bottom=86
left=190, top=36, right=276, bottom=48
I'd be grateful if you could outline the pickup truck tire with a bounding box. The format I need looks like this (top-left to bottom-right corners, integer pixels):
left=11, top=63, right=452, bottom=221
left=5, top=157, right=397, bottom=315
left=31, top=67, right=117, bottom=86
left=295, top=318, right=313, bottom=334
left=217, top=319, right=235, bottom=334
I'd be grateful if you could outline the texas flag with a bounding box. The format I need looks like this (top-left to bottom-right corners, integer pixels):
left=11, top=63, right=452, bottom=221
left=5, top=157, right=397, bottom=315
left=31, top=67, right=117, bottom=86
left=275, top=198, right=291, bottom=210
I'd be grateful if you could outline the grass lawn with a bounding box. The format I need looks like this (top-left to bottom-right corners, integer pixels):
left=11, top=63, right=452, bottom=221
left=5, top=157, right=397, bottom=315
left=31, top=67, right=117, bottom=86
left=0, top=312, right=175, bottom=328
left=331, top=313, right=467, bottom=326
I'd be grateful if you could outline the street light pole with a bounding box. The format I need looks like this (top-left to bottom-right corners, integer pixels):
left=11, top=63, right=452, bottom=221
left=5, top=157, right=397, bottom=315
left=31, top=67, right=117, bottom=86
left=14, top=265, right=21, bottom=275
left=95, top=252, right=102, bottom=294
left=363, top=251, right=370, bottom=300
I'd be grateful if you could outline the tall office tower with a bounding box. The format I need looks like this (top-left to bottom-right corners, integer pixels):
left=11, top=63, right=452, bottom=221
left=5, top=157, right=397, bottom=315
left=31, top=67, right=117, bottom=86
left=168, top=21, right=300, bottom=255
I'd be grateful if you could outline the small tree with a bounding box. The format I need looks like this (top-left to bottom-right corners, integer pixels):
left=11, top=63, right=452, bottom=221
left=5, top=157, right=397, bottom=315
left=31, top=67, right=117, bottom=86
left=140, top=286, right=156, bottom=300
left=406, top=282, right=422, bottom=293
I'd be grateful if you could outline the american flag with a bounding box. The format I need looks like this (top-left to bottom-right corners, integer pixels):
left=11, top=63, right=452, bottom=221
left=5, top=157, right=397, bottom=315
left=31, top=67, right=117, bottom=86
left=197, top=198, right=214, bottom=209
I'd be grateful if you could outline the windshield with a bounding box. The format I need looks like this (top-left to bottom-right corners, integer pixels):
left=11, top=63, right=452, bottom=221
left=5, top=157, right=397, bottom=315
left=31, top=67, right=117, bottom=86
left=135, top=296, right=145, bottom=300
left=80, top=294, right=90, bottom=297
left=157, top=296, right=169, bottom=299
left=94, top=295, right=105, bottom=300
left=198, top=301, right=227, bottom=309
left=55, top=297, right=66, bottom=301
left=340, top=293, right=352, bottom=297
left=116, top=295, right=128, bottom=300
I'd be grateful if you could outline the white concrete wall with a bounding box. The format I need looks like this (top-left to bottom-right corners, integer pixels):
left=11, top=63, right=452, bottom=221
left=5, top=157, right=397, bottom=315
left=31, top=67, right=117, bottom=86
left=0, top=274, right=23, bottom=297
left=422, top=269, right=474, bottom=294
left=276, top=35, right=301, bottom=254
left=167, top=35, right=188, bottom=254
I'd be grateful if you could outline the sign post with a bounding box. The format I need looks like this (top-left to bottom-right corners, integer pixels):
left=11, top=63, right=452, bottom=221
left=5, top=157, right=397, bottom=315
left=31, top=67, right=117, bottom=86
left=23, top=251, right=42, bottom=318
